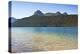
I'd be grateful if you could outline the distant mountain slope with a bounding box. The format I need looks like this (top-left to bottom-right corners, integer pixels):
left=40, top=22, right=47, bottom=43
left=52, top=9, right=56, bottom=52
left=45, top=13, right=56, bottom=16
left=11, top=15, right=78, bottom=27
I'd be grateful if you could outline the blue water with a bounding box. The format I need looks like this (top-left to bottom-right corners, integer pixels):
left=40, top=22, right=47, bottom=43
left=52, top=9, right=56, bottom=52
left=12, top=27, right=77, bottom=33
left=11, top=27, right=78, bottom=52
left=11, top=27, right=78, bottom=38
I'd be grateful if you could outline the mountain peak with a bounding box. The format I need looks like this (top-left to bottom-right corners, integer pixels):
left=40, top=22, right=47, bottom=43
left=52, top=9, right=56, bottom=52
left=63, top=12, right=68, bottom=15
left=55, top=11, right=61, bottom=15
left=33, top=10, right=44, bottom=16
left=36, top=10, right=42, bottom=13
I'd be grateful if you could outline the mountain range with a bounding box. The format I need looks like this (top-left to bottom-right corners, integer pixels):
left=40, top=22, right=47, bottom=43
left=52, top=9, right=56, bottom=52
left=9, top=10, right=77, bottom=27
left=32, top=10, right=68, bottom=16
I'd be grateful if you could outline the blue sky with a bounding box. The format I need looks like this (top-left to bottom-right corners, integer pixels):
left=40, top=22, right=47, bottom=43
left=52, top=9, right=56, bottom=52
left=10, top=1, right=78, bottom=19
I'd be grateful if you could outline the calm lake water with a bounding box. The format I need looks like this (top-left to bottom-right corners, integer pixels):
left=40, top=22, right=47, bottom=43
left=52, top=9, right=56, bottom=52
left=11, top=27, right=78, bottom=38
left=10, top=27, right=78, bottom=52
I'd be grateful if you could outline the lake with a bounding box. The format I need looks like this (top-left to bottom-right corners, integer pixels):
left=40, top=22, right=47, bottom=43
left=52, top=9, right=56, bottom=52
left=10, top=27, right=78, bottom=52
